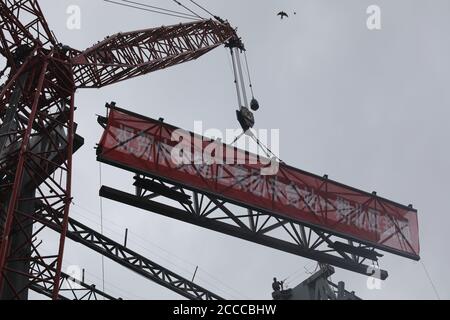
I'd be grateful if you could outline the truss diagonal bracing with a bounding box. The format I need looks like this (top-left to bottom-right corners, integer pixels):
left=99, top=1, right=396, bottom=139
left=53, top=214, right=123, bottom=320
left=34, top=205, right=223, bottom=300
left=100, top=181, right=388, bottom=280
left=1, top=0, right=238, bottom=299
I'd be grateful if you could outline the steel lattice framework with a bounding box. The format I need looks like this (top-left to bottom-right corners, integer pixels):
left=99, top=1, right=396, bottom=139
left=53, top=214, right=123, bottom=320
left=0, top=0, right=237, bottom=299
left=94, top=106, right=420, bottom=281
left=100, top=179, right=388, bottom=280
left=34, top=204, right=223, bottom=300
left=29, top=260, right=119, bottom=300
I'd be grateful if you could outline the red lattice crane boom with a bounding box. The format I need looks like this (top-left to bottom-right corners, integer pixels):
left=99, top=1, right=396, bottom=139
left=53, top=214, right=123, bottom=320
left=70, top=20, right=235, bottom=88
left=0, top=0, right=237, bottom=300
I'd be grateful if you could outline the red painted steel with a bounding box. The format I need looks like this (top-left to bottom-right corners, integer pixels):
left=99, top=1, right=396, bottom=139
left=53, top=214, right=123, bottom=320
left=0, top=0, right=238, bottom=299
left=98, top=108, right=420, bottom=259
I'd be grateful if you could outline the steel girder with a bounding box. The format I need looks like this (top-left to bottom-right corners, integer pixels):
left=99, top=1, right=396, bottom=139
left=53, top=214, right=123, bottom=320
left=33, top=203, right=223, bottom=301
left=29, top=260, right=119, bottom=300
left=98, top=174, right=389, bottom=280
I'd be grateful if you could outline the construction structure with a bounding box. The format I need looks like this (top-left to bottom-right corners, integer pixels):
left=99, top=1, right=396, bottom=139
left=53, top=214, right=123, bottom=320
left=0, top=0, right=420, bottom=300
left=272, top=265, right=360, bottom=301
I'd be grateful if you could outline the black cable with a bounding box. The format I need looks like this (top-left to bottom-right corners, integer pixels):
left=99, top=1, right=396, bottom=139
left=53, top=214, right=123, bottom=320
left=171, top=0, right=204, bottom=19
left=122, top=0, right=198, bottom=18
left=230, top=131, right=245, bottom=146
left=229, top=49, right=243, bottom=108
left=230, top=131, right=282, bottom=164
left=421, top=260, right=441, bottom=300
left=98, top=163, right=106, bottom=297
left=103, top=0, right=199, bottom=20
left=188, top=0, right=215, bottom=18
left=244, top=51, right=255, bottom=98
left=251, top=134, right=272, bottom=159
left=250, top=133, right=283, bottom=163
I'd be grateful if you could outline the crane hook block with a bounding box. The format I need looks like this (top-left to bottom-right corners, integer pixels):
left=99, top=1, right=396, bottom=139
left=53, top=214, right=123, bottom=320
left=250, top=98, right=260, bottom=111
left=236, top=107, right=255, bottom=132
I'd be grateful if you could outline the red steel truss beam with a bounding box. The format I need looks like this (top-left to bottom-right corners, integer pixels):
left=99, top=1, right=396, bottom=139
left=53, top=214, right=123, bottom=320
left=0, top=0, right=56, bottom=68
left=0, top=52, right=75, bottom=300
left=71, top=20, right=237, bottom=88
left=97, top=106, right=420, bottom=262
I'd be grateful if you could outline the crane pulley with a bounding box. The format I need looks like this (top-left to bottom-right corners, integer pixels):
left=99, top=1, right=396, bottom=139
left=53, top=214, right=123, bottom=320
left=225, top=37, right=277, bottom=162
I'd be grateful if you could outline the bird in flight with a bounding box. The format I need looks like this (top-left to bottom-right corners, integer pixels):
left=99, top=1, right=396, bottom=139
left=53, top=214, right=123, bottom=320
left=277, top=11, right=289, bottom=20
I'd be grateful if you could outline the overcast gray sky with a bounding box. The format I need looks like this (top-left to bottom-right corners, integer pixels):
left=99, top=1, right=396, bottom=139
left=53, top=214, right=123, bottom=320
left=30, top=0, right=450, bottom=300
